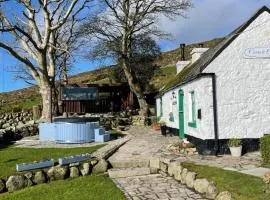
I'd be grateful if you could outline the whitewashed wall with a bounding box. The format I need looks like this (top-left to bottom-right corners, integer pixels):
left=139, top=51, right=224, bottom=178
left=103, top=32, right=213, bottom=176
left=157, top=77, right=215, bottom=140
left=204, top=11, right=270, bottom=139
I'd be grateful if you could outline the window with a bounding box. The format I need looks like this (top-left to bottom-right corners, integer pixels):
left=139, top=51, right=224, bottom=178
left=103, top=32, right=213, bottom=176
left=188, top=91, right=197, bottom=128
left=62, top=88, right=97, bottom=100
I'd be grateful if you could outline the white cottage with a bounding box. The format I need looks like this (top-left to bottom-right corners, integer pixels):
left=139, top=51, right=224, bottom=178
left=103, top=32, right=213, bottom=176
left=156, top=6, right=270, bottom=155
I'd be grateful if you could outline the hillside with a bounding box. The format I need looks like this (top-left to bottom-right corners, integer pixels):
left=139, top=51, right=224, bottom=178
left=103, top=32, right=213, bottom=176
left=0, top=38, right=223, bottom=114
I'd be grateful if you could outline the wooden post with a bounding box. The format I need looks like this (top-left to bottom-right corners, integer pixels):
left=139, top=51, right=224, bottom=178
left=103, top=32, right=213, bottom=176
left=33, top=105, right=42, bottom=121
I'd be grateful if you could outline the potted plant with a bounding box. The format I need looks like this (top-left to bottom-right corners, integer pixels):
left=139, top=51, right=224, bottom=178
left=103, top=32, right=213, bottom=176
left=228, top=138, right=242, bottom=157
left=159, top=121, right=167, bottom=136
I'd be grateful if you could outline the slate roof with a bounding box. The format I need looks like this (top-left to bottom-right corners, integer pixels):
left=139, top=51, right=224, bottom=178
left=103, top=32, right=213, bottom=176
left=159, top=6, right=270, bottom=95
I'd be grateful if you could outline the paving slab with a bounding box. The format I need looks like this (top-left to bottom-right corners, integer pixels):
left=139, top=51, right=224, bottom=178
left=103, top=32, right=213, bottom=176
left=240, top=167, right=270, bottom=178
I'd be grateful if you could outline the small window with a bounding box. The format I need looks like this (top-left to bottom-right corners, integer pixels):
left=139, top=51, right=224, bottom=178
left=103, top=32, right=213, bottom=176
left=188, top=91, right=197, bottom=128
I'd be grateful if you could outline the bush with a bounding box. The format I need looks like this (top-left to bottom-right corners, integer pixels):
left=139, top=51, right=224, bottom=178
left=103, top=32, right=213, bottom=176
left=228, top=138, right=241, bottom=147
left=260, top=135, right=270, bottom=166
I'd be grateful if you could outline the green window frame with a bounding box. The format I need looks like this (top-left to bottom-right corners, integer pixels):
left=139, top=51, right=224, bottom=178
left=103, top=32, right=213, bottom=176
left=188, top=91, right=197, bottom=128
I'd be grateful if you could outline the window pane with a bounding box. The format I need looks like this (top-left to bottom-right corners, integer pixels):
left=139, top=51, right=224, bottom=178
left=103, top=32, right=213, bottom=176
left=62, top=88, right=97, bottom=100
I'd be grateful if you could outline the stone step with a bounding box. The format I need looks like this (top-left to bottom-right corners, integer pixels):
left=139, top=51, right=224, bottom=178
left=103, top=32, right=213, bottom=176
left=108, top=167, right=151, bottom=178
left=108, top=158, right=149, bottom=168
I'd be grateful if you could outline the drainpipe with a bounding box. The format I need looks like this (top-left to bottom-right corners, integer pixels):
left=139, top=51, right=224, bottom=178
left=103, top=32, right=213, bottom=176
left=201, top=73, right=219, bottom=155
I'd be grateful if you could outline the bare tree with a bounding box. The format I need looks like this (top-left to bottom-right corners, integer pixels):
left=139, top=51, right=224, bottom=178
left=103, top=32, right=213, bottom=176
left=0, top=0, right=91, bottom=121
left=81, top=0, right=191, bottom=116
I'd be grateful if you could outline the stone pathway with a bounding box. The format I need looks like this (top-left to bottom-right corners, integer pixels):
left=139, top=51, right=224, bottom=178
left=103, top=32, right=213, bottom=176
left=114, top=174, right=206, bottom=200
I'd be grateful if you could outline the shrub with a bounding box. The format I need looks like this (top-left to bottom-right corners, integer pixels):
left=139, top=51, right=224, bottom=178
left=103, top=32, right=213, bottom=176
left=260, top=135, right=270, bottom=166
left=228, top=138, right=241, bottom=147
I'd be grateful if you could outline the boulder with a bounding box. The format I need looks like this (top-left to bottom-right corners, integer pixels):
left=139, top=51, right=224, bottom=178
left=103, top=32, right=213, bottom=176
left=90, top=159, right=98, bottom=166
left=149, top=157, right=160, bottom=169
left=33, top=171, right=47, bottom=184
left=215, top=191, right=233, bottom=200
left=174, top=166, right=183, bottom=181
left=168, top=162, right=180, bottom=177
left=70, top=167, right=80, bottom=178
left=0, top=179, right=5, bottom=193
left=80, top=163, right=90, bottom=176
left=159, top=162, right=168, bottom=173
left=185, top=172, right=196, bottom=188
left=206, top=182, right=219, bottom=199
left=180, top=168, right=188, bottom=184
left=47, top=166, right=68, bottom=181
left=194, top=178, right=210, bottom=194
left=6, top=175, right=27, bottom=192
left=92, top=159, right=108, bottom=174
left=24, top=172, right=34, bottom=187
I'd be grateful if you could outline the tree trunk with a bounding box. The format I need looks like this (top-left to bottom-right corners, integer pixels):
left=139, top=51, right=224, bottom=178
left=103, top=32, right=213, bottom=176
left=39, top=83, right=52, bottom=122
left=121, top=58, right=149, bottom=116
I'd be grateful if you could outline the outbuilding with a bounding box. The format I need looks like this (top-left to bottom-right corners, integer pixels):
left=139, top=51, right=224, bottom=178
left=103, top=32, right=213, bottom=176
left=156, top=6, right=270, bottom=154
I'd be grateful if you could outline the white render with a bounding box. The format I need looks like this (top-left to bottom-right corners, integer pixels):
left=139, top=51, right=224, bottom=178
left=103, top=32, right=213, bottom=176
left=157, top=10, right=270, bottom=140
left=203, top=11, right=270, bottom=139
left=158, top=77, right=214, bottom=140
left=191, top=48, right=209, bottom=63
left=176, top=61, right=190, bottom=74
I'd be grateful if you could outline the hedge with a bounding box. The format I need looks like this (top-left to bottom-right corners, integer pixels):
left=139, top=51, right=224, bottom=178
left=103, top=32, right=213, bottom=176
left=260, top=134, right=270, bottom=166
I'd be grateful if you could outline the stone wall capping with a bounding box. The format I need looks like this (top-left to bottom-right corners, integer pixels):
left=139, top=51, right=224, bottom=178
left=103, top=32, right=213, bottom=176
left=156, top=156, right=233, bottom=199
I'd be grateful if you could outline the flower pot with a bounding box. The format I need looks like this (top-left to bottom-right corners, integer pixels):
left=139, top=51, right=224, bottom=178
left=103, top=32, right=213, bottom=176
left=229, top=145, right=242, bottom=157
left=160, top=125, right=167, bottom=136
left=152, top=124, right=160, bottom=131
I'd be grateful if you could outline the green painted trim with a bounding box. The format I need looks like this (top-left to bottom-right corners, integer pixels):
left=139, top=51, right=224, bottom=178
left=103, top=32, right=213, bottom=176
left=178, top=89, right=185, bottom=139
left=188, top=121, right=197, bottom=128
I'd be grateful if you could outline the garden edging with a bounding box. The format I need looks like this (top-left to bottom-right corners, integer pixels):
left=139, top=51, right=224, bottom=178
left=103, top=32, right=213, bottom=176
left=150, top=156, right=234, bottom=200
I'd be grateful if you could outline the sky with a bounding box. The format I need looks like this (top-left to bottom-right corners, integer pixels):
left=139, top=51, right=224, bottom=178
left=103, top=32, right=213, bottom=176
left=1, top=0, right=270, bottom=93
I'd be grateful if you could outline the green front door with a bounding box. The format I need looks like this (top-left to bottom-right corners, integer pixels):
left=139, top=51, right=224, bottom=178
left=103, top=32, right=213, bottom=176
left=178, top=90, right=185, bottom=139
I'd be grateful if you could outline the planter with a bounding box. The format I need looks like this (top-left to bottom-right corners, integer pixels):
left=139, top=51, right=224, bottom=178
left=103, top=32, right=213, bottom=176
left=160, top=125, right=167, bottom=136
left=229, top=146, right=242, bottom=157
left=152, top=124, right=160, bottom=131
left=16, top=160, right=54, bottom=172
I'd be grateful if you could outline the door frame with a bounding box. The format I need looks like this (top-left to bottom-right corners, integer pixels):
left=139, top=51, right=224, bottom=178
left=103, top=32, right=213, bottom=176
left=178, top=89, right=185, bottom=139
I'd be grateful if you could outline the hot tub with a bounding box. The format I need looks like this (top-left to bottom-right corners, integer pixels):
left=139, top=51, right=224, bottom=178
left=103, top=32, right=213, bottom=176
left=39, top=121, right=99, bottom=144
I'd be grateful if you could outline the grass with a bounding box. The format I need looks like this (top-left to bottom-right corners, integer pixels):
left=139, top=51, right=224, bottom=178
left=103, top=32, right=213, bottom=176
left=0, top=96, right=41, bottom=115
left=182, top=162, right=270, bottom=200
left=0, top=145, right=104, bottom=179
left=0, top=175, right=125, bottom=200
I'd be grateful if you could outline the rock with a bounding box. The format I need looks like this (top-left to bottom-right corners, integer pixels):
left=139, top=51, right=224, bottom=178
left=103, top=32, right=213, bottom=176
left=47, top=166, right=68, bottom=181
left=215, top=191, right=233, bottom=200
left=24, top=172, right=34, bottom=187
left=185, top=172, right=196, bottom=188
left=194, top=178, right=210, bottom=194
left=33, top=171, right=46, bottom=184
left=6, top=175, right=27, bottom=192
left=149, top=157, right=160, bottom=169
left=206, top=182, right=219, bottom=199
left=90, top=159, right=98, bottom=166
left=168, top=162, right=180, bottom=177
left=80, top=163, right=90, bottom=176
left=174, top=165, right=183, bottom=181
left=180, top=168, right=188, bottom=184
left=159, top=162, right=168, bottom=173
left=70, top=167, right=80, bottom=178
left=92, top=159, right=108, bottom=174
left=2, top=123, right=10, bottom=129
left=0, top=179, right=5, bottom=193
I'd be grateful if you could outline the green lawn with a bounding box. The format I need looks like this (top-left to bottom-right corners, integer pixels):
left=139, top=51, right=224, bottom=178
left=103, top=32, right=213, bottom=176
left=0, top=145, right=104, bottom=179
left=182, top=162, right=270, bottom=200
left=0, top=175, right=125, bottom=200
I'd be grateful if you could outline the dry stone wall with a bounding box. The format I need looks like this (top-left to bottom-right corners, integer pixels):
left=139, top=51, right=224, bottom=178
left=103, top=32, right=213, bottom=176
left=0, top=111, right=38, bottom=142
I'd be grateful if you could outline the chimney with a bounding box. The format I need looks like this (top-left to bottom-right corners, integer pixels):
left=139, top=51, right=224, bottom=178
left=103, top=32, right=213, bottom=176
left=191, top=47, right=209, bottom=63
left=176, top=43, right=190, bottom=74
left=180, top=43, right=185, bottom=61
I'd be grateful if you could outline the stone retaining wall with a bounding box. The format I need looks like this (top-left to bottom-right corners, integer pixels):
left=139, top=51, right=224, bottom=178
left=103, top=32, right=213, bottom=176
left=150, top=156, right=233, bottom=200
left=0, top=111, right=38, bottom=142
